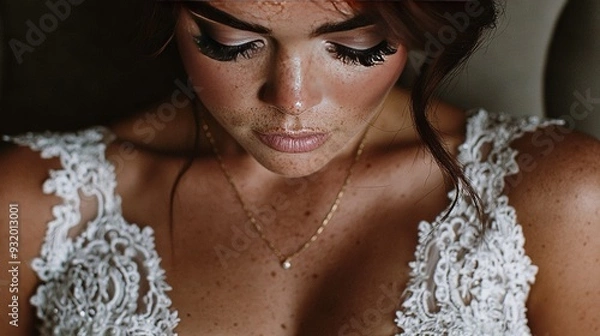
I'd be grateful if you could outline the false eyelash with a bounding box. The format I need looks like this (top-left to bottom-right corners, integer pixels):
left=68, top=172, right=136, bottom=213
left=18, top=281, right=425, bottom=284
left=328, top=41, right=398, bottom=67
left=193, top=34, right=264, bottom=62
left=194, top=33, right=396, bottom=68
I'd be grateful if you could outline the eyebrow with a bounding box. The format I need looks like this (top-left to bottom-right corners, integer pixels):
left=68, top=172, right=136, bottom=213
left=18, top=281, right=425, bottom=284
left=311, top=14, right=374, bottom=36
left=184, top=2, right=374, bottom=36
left=185, top=2, right=271, bottom=34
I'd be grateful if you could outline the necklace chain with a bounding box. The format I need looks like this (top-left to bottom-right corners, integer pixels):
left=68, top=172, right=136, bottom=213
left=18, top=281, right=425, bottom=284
left=200, top=115, right=368, bottom=270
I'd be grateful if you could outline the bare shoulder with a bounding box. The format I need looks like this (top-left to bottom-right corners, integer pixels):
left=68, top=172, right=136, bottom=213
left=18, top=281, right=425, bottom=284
left=0, top=142, right=63, bottom=261
left=0, top=131, right=172, bottom=334
left=0, top=142, right=62, bottom=334
left=375, top=86, right=467, bottom=150
left=507, top=127, right=600, bottom=334
left=108, top=101, right=198, bottom=154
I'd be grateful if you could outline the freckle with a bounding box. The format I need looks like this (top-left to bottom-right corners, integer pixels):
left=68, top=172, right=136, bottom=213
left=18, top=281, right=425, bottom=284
left=214, top=321, right=219, bottom=326
left=541, top=244, right=546, bottom=249
left=271, top=271, right=277, bottom=277
left=216, top=280, right=221, bottom=287
left=187, top=312, right=191, bottom=317
left=233, top=322, right=238, bottom=327
left=312, top=273, right=319, bottom=279
left=366, top=163, right=372, bottom=169
left=304, top=210, right=311, bottom=216
left=281, top=323, right=287, bottom=329
left=356, top=239, right=361, bottom=245
left=583, top=242, right=588, bottom=246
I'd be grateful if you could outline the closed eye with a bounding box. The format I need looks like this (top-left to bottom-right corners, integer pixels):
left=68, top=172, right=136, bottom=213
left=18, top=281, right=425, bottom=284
left=327, top=41, right=398, bottom=67
left=193, top=34, right=265, bottom=62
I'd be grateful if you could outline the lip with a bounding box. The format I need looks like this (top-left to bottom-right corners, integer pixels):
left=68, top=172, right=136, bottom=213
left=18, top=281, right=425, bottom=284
left=254, top=130, right=330, bottom=153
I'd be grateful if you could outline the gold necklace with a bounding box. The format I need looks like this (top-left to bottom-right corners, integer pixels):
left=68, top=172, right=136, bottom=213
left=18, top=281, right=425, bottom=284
left=200, top=115, right=368, bottom=270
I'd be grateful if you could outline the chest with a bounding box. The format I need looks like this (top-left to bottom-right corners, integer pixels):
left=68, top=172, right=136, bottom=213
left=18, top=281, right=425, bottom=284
left=161, top=209, right=419, bottom=335
left=142, top=189, right=450, bottom=335
left=117, top=153, right=451, bottom=335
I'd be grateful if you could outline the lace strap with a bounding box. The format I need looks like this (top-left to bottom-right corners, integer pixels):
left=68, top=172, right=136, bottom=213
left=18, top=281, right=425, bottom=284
left=458, top=110, right=565, bottom=204
left=396, top=110, right=565, bottom=335
left=2, top=127, right=119, bottom=281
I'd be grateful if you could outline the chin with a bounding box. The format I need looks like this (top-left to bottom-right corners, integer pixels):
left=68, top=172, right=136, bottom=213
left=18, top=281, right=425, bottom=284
left=254, top=152, right=331, bottom=178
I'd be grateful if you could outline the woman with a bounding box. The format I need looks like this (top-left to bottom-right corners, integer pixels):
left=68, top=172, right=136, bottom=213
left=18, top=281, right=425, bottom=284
left=1, top=1, right=599, bottom=335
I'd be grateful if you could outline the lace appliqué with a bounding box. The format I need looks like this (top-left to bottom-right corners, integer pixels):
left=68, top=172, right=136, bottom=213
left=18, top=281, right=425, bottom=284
left=3, top=110, right=563, bottom=336
left=3, top=128, right=179, bottom=335
left=395, top=110, right=565, bottom=336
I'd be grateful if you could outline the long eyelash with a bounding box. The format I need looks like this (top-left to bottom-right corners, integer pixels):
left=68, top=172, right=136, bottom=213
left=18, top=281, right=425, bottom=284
left=330, top=41, right=398, bottom=67
left=193, top=34, right=262, bottom=62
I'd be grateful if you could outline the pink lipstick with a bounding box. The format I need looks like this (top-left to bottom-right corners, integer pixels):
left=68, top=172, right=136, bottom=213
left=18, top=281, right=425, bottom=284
left=255, top=131, right=329, bottom=153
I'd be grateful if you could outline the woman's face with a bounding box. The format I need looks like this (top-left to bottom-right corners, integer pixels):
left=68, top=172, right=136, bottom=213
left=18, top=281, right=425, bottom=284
left=175, top=1, right=407, bottom=177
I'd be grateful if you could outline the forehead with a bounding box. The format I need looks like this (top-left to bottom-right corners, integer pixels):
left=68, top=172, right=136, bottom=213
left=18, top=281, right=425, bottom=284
left=204, top=1, right=356, bottom=31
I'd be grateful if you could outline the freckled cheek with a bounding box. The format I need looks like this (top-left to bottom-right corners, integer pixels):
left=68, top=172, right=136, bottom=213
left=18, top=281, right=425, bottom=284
left=187, top=61, right=252, bottom=110
left=178, top=44, right=256, bottom=112
left=329, top=52, right=406, bottom=117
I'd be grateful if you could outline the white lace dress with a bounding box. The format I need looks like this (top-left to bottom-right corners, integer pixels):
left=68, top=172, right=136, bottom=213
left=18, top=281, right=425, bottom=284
left=2, top=110, right=563, bottom=336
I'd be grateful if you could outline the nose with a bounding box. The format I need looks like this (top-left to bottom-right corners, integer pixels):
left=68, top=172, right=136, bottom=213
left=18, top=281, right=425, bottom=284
left=259, top=47, right=323, bottom=115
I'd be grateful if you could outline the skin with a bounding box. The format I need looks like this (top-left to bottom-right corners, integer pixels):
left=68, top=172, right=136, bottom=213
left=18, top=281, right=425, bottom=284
left=175, top=1, right=408, bottom=177
left=0, top=1, right=599, bottom=335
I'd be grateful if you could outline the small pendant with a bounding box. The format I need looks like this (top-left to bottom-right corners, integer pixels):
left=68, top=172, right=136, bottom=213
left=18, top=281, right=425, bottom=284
left=281, top=259, right=292, bottom=270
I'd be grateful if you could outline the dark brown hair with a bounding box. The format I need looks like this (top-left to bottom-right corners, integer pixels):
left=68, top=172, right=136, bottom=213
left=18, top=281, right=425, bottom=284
left=151, top=0, right=499, bottom=246
left=349, top=1, right=498, bottom=219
